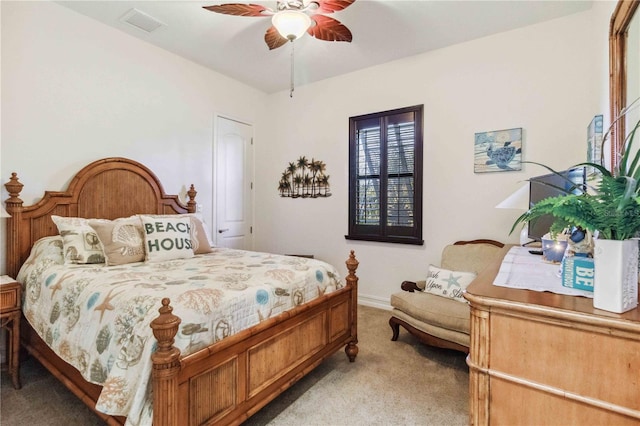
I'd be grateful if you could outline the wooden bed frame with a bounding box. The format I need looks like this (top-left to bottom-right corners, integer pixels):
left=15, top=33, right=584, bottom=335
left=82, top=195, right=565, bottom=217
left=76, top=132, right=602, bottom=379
left=4, top=157, right=359, bottom=426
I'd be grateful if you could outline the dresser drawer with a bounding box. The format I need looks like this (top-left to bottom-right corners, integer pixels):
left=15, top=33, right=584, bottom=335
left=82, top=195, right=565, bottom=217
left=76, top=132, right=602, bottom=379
left=489, top=312, right=640, bottom=411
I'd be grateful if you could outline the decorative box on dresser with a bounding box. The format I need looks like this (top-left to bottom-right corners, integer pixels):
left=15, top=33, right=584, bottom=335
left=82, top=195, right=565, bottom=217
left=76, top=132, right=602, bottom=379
left=1, top=275, right=21, bottom=389
left=464, top=251, right=640, bottom=425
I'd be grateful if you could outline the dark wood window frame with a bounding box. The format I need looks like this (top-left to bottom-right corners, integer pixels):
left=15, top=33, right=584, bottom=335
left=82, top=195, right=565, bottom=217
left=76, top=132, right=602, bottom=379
left=346, top=105, right=424, bottom=245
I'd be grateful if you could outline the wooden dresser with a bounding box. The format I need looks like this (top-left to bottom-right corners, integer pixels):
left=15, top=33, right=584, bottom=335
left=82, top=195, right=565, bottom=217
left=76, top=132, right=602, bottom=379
left=465, top=247, right=640, bottom=425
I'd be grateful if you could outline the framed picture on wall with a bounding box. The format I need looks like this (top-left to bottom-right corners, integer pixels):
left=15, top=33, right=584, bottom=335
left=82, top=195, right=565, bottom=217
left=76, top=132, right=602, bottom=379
left=587, top=114, right=603, bottom=180
left=474, top=127, right=523, bottom=173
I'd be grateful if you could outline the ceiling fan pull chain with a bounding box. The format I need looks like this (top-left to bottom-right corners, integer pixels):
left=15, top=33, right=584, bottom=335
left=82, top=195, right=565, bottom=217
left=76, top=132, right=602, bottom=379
left=290, top=40, right=295, bottom=98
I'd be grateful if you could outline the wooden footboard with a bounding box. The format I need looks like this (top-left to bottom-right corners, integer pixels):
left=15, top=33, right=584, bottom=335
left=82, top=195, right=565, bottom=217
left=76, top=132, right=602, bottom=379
left=19, top=251, right=359, bottom=426
left=151, top=251, right=359, bottom=426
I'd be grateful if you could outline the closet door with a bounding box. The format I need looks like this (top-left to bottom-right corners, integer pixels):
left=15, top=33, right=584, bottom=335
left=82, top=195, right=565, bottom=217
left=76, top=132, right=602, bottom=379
left=214, top=116, right=254, bottom=250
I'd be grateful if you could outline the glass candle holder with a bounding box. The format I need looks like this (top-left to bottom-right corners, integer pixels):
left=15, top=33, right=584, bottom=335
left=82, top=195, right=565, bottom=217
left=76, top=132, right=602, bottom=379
left=542, top=238, right=568, bottom=263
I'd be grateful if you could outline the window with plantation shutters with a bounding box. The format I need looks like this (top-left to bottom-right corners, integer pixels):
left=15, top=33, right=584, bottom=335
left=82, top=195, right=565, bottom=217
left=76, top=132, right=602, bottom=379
left=347, top=105, right=423, bottom=245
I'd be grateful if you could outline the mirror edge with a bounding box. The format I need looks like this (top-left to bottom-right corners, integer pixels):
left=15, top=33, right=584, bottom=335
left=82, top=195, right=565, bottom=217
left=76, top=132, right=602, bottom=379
left=609, top=0, right=639, bottom=170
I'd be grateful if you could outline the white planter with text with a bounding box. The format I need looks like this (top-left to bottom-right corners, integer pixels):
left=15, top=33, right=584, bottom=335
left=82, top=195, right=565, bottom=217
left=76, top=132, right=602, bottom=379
left=593, top=238, right=638, bottom=313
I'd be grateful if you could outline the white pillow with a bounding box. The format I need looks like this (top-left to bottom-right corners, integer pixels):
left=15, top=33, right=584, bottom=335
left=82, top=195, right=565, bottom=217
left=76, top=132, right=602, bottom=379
left=139, top=215, right=194, bottom=262
left=424, top=264, right=477, bottom=303
left=51, top=215, right=105, bottom=264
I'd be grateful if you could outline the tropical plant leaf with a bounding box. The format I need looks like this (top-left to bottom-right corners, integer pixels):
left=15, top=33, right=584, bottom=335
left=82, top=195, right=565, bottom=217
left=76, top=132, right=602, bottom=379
left=622, top=119, right=640, bottom=179
left=521, top=161, right=587, bottom=194
left=512, top=109, right=640, bottom=241
left=512, top=174, right=640, bottom=240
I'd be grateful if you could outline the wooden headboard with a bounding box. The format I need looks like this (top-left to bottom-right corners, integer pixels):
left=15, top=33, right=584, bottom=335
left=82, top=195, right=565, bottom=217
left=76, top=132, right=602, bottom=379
left=4, top=157, right=197, bottom=277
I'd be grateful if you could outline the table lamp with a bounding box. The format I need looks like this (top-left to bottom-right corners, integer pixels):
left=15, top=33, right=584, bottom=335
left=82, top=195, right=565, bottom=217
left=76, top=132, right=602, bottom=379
left=496, top=183, right=530, bottom=245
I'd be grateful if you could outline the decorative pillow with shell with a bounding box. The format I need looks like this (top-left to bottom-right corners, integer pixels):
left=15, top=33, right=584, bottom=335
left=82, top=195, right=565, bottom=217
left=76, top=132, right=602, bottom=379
left=188, top=214, right=214, bottom=254
left=89, top=217, right=145, bottom=266
left=51, top=215, right=105, bottom=264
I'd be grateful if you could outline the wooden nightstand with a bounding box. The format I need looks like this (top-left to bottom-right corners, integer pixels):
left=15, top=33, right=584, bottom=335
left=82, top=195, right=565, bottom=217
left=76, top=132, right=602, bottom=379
left=1, top=275, right=21, bottom=389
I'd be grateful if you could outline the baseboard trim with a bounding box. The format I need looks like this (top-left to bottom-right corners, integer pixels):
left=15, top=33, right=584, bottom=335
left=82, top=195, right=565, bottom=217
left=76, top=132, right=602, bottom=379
left=358, top=294, right=391, bottom=310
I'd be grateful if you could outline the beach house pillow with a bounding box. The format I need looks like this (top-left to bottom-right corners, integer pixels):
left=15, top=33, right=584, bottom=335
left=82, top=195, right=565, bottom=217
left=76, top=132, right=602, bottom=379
left=424, top=264, right=477, bottom=303
left=89, top=217, right=145, bottom=266
left=139, top=215, right=194, bottom=262
left=51, top=215, right=105, bottom=264
left=144, top=214, right=213, bottom=254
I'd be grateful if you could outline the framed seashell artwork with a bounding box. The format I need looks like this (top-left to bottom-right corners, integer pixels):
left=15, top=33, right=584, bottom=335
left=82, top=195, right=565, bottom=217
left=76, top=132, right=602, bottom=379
left=474, top=127, right=523, bottom=173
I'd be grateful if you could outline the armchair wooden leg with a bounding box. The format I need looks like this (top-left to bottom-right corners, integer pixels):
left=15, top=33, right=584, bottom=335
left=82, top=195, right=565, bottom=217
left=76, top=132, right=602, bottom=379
left=389, top=316, right=400, bottom=341
left=388, top=316, right=469, bottom=354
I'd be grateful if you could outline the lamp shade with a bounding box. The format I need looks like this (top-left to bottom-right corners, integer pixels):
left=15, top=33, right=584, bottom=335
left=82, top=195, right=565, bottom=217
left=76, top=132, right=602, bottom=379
left=496, top=183, right=529, bottom=210
left=496, top=183, right=530, bottom=245
left=272, top=10, right=311, bottom=40
left=0, top=205, right=10, bottom=218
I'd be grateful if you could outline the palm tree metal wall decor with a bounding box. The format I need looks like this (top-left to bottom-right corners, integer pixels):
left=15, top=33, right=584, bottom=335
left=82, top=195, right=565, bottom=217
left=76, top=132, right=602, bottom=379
left=278, top=156, right=331, bottom=198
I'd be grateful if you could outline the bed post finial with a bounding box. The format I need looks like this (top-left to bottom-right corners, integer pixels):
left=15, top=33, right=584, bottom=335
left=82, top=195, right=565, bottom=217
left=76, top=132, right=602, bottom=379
left=5, top=172, right=24, bottom=209
left=150, top=298, right=181, bottom=426
left=5, top=173, right=24, bottom=278
left=186, top=184, right=197, bottom=213
left=151, top=298, right=181, bottom=352
left=345, top=250, right=359, bottom=362
left=346, top=250, right=358, bottom=278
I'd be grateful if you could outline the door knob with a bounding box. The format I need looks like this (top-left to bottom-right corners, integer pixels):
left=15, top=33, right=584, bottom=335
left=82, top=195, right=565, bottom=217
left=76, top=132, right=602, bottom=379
left=218, top=228, right=230, bottom=233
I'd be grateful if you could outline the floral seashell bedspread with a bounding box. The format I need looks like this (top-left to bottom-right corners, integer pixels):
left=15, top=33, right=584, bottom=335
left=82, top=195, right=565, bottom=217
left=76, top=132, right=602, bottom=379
left=17, top=236, right=342, bottom=425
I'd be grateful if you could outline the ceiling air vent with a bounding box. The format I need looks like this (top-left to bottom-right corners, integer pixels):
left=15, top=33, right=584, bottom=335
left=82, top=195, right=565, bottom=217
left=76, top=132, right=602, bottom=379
left=120, top=8, right=165, bottom=33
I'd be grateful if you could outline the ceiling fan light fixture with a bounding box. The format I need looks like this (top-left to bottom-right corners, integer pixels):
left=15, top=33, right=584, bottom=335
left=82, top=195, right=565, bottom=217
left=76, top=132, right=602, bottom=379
left=272, top=10, right=311, bottom=41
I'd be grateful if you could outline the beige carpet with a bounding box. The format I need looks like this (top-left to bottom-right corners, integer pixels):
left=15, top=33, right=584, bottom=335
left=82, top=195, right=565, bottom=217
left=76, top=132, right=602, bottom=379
left=0, top=305, right=468, bottom=425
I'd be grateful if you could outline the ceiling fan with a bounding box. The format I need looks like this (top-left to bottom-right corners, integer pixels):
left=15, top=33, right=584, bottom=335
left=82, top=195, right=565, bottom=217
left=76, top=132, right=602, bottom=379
left=203, top=0, right=355, bottom=50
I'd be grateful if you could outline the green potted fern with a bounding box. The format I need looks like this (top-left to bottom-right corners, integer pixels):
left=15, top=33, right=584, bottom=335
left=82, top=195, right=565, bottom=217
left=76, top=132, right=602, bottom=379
left=511, top=112, right=640, bottom=313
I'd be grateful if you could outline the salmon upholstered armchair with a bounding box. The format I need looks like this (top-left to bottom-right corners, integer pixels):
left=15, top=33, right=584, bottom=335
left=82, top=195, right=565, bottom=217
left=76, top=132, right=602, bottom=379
left=389, top=240, right=505, bottom=353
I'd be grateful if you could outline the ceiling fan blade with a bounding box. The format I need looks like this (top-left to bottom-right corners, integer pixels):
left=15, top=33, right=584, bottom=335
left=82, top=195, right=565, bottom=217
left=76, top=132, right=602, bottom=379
left=313, top=0, right=356, bottom=14
left=308, top=15, right=352, bottom=42
left=202, top=4, right=271, bottom=17
left=265, top=26, right=289, bottom=50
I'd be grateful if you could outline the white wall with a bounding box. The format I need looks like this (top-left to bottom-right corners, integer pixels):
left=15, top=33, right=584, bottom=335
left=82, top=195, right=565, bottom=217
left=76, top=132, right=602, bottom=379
left=0, top=1, right=267, bottom=273
left=255, top=8, right=609, bottom=309
left=0, top=0, right=620, bottom=310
